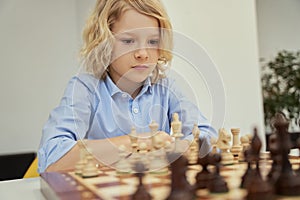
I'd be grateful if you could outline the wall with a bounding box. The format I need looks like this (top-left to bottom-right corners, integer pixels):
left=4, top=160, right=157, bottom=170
left=0, top=0, right=265, bottom=154
left=0, top=0, right=79, bottom=154
left=256, top=0, right=300, bottom=60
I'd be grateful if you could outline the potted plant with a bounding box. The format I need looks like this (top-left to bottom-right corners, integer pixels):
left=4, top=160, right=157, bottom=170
left=261, top=50, right=300, bottom=134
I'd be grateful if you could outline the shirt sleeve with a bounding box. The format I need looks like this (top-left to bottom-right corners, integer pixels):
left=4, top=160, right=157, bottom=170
left=166, top=78, right=218, bottom=157
left=38, top=74, right=97, bottom=173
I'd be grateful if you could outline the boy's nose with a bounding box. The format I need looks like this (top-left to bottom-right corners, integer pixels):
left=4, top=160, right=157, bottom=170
left=134, top=48, right=149, bottom=60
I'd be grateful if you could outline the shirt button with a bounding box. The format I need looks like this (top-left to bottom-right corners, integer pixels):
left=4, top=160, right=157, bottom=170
left=122, top=94, right=127, bottom=98
left=133, top=108, right=139, bottom=114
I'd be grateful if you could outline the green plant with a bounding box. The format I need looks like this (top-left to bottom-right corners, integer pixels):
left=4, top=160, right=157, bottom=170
left=261, top=50, right=300, bottom=129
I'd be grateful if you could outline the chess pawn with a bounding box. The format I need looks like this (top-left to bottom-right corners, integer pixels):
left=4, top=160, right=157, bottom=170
left=230, top=128, right=243, bottom=162
left=149, top=135, right=168, bottom=174
left=82, top=150, right=99, bottom=178
left=129, top=127, right=138, bottom=153
left=149, top=121, right=159, bottom=151
left=188, top=124, right=200, bottom=164
left=138, top=142, right=150, bottom=170
left=116, top=145, right=132, bottom=174
left=216, top=128, right=234, bottom=165
left=239, top=135, right=250, bottom=162
left=75, top=140, right=88, bottom=175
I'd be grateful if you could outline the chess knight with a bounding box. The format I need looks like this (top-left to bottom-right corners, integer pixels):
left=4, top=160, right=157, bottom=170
left=216, top=128, right=234, bottom=165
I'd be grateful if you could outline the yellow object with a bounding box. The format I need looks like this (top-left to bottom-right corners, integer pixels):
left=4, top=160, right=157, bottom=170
left=23, top=157, right=39, bottom=178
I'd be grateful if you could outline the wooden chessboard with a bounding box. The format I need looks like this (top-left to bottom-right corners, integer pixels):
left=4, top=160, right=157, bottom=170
left=40, top=152, right=300, bottom=200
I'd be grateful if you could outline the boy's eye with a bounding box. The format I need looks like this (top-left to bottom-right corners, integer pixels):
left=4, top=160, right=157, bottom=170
left=121, top=39, right=135, bottom=44
left=148, top=39, right=159, bottom=46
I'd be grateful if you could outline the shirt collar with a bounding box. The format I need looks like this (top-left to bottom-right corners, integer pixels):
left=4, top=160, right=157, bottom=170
left=104, top=75, right=153, bottom=97
left=104, top=75, right=121, bottom=97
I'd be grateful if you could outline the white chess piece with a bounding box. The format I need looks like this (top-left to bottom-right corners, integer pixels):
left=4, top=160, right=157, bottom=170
left=230, top=128, right=243, bottom=161
left=116, top=145, right=132, bottom=174
left=129, top=127, right=138, bottom=153
left=82, top=148, right=99, bottom=178
left=216, top=128, right=234, bottom=165
left=75, top=140, right=88, bottom=175
left=149, top=135, right=168, bottom=174
left=171, top=113, right=183, bottom=151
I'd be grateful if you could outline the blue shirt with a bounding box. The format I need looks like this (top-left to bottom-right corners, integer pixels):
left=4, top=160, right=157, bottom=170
left=38, top=73, right=217, bottom=172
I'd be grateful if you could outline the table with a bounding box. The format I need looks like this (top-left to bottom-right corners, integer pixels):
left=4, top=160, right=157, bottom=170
left=0, top=177, right=45, bottom=200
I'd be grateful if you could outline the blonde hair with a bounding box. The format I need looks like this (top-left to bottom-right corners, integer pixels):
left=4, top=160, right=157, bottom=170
left=80, top=0, right=173, bottom=82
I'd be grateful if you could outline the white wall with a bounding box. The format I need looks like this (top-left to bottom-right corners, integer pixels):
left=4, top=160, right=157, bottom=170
left=0, top=0, right=265, bottom=154
left=0, top=0, right=79, bottom=154
left=256, top=0, right=300, bottom=60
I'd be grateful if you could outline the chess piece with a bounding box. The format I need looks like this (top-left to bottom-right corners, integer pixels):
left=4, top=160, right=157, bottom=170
left=75, top=140, right=88, bottom=175
left=138, top=142, right=150, bottom=170
left=166, top=153, right=194, bottom=200
left=266, top=133, right=281, bottom=184
left=116, top=145, right=132, bottom=174
left=273, top=113, right=300, bottom=196
left=132, top=162, right=152, bottom=200
left=240, top=149, right=254, bottom=188
left=195, top=154, right=213, bottom=189
left=129, top=127, right=138, bottom=153
left=82, top=149, right=99, bottom=178
left=171, top=113, right=184, bottom=151
left=239, top=135, right=250, bottom=162
left=216, top=128, right=234, bottom=165
left=230, top=128, right=243, bottom=162
left=149, top=120, right=159, bottom=152
left=208, top=153, right=229, bottom=193
left=188, top=124, right=200, bottom=164
left=246, top=128, right=274, bottom=200
left=149, top=135, right=168, bottom=174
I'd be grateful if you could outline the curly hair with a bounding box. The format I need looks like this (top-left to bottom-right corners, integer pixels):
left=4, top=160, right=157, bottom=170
left=80, top=0, right=173, bottom=82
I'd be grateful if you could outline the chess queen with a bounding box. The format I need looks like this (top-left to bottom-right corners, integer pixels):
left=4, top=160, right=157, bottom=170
left=38, top=0, right=217, bottom=173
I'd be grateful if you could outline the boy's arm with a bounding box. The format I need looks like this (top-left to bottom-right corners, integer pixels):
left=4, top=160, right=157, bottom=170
left=46, top=132, right=175, bottom=172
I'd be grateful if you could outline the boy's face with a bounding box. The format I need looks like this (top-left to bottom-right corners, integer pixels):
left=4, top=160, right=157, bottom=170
left=110, top=9, right=160, bottom=84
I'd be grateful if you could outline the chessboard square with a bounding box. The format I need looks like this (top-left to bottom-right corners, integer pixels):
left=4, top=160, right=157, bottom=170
left=119, top=176, right=138, bottom=186
left=95, top=184, right=136, bottom=199
left=149, top=186, right=170, bottom=199
left=87, top=176, right=120, bottom=185
left=143, top=175, right=169, bottom=185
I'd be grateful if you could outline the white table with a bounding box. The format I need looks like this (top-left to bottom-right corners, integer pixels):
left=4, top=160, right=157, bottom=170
left=0, top=177, right=45, bottom=200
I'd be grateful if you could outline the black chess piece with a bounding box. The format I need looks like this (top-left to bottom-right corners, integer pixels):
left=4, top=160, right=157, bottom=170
left=246, top=128, right=274, bottom=200
left=273, top=113, right=300, bottom=196
left=207, top=153, right=229, bottom=193
left=132, top=162, right=152, bottom=200
left=194, top=154, right=212, bottom=189
left=240, top=149, right=254, bottom=189
left=266, top=133, right=281, bottom=184
left=166, top=153, right=194, bottom=200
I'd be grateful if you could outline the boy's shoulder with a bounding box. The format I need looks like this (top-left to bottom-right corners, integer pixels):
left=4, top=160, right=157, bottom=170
left=70, top=73, right=100, bottom=92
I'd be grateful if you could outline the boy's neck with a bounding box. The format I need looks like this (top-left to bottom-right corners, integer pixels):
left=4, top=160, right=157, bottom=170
left=115, top=78, right=143, bottom=99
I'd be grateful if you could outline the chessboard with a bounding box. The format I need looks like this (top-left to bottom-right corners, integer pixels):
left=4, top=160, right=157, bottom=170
left=40, top=153, right=300, bottom=200
left=40, top=113, right=300, bottom=200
